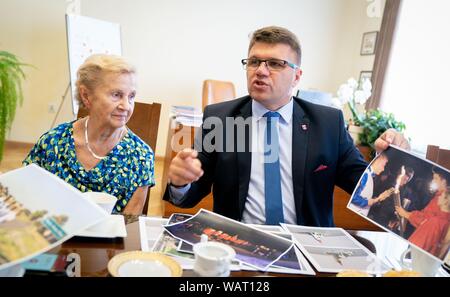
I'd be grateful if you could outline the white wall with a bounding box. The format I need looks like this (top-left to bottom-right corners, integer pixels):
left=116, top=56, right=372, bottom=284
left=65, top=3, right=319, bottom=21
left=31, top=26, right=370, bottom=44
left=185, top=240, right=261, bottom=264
left=331, top=0, right=385, bottom=119
left=0, top=0, right=73, bottom=144
left=1, top=0, right=382, bottom=157
left=380, top=0, right=450, bottom=152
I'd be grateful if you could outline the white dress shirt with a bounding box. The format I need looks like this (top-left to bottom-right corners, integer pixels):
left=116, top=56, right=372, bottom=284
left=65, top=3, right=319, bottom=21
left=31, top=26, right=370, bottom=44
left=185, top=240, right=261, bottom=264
left=241, top=99, right=296, bottom=224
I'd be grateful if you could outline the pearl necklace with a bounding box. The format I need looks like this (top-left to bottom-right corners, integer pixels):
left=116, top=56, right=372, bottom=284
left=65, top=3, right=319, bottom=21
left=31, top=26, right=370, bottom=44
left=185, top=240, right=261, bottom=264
left=84, top=117, right=125, bottom=160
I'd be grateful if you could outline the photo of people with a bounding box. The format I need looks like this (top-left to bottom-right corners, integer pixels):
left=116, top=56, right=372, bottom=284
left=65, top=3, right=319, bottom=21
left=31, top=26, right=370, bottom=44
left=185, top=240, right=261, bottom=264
left=348, top=152, right=394, bottom=217
left=163, top=209, right=293, bottom=270
left=348, top=146, right=450, bottom=261
left=281, top=224, right=390, bottom=273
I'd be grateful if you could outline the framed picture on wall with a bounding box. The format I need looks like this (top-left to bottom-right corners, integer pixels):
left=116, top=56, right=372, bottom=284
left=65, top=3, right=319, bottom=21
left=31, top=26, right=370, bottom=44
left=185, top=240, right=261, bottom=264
left=360, top=31, right=378, bottom=55
left=359, top=71, right=372, bottom=83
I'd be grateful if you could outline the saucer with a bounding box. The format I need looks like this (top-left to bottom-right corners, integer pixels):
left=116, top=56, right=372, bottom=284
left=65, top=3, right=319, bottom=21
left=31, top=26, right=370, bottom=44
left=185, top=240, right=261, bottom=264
left=108, top=251, right=182, bottom=277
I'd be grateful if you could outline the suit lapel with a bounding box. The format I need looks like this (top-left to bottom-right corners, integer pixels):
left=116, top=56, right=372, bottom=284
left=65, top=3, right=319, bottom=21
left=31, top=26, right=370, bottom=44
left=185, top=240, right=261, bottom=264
left=236, top=99, right=252, bottom=218
left=292, top=98, right=310, bottom=225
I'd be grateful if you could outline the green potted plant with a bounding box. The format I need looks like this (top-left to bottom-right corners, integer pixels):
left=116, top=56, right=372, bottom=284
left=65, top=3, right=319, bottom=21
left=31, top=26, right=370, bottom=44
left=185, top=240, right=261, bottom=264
left=359, top=108, right=406, bottom=159
left=0, top=51, right=28, bottom=162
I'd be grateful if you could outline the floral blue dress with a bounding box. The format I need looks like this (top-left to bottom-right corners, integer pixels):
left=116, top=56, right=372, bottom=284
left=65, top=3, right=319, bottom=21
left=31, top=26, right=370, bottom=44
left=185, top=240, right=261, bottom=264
left=23, top=121, right=155, bottom=213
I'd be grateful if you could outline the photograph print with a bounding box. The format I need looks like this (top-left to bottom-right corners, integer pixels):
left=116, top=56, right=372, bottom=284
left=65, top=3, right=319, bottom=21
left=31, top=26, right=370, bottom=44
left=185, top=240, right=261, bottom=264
left=138, top=216, right=168, bottom=252
left=281, top=224, right=390, bottom=273
left=281, top=225, right=360, bottom=248
left=163, top=209, right=293, bottom=270
left=0, top=165, right=107, bottom=270
left=348, top=145, right=450, bottom=261
left=152, top=230, right=194, bottom=260
left=266, top=232, right=315, bottom=274
left=303, top=246, right=379, bottom=272
left=176, top=226, right=315, bottom=275
left=168, top=213, right=193, bottom=225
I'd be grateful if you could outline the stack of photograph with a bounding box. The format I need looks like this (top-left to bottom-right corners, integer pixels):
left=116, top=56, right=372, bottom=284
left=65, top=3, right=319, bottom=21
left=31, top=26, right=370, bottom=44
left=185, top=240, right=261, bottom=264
left=139, top=210, right=315, bottom=275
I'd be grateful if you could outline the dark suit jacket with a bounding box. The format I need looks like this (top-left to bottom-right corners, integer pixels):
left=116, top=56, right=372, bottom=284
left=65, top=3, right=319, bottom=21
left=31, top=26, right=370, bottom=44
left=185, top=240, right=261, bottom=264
left=164, top=96, right=368, bottom=226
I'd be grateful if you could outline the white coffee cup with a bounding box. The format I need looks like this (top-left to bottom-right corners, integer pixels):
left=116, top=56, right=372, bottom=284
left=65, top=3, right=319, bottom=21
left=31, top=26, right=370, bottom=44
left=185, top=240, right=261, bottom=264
left=193, top=241, right=236, bottom=277
left=400, top=245, right=442, bottom=276
left=84, top=192, right=117, bottom=214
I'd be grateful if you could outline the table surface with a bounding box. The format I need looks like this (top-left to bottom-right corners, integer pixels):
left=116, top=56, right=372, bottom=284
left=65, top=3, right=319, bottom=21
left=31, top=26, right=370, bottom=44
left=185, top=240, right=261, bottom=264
left=55, top=215, right=448, bottom=277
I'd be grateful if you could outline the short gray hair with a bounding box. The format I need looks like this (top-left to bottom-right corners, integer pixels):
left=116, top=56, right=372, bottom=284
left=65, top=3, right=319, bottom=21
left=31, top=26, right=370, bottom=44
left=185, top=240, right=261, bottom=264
left=75, top=54, right=136, bottom=108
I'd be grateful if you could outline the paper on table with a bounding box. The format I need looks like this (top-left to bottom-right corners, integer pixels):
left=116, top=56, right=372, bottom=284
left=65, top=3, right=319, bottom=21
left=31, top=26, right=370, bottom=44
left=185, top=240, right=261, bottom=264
left=75, top=215, right=126, bottom=238
left=281, top=224, right=390, bottom=274
left=138, top=216, right=168, bottom=252
left=0, top=165, right=107, bottom=270
left=163, top=209, right=294, bottom=271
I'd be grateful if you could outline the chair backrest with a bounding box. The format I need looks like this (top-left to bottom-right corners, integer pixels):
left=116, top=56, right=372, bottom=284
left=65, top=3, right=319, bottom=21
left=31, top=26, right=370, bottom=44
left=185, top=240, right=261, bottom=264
left=202, top=79, right=236, bottom=109
left=77, top=101, right=162, bottom=215
left=426, top=145, right=450, bottom=170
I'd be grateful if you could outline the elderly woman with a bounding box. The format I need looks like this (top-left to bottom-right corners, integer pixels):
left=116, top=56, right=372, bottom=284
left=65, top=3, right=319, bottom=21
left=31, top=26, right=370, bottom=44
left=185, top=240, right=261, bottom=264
left=23, top=54, right=154, bottom=215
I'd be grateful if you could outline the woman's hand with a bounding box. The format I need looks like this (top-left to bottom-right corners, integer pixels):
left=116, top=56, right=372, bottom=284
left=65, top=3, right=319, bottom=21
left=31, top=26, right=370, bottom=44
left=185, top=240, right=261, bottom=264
left=395, top=205, right=410, bottom=219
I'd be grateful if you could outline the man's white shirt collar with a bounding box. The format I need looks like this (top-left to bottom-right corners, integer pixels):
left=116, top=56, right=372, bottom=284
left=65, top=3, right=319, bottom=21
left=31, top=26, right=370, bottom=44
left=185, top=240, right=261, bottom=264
left=251, top=98, right=293, bottom=124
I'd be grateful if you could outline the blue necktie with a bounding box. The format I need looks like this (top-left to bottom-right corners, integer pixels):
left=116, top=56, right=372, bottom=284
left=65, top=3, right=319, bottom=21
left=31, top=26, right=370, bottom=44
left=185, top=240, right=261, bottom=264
left=263, top=111, right=284, bottom=225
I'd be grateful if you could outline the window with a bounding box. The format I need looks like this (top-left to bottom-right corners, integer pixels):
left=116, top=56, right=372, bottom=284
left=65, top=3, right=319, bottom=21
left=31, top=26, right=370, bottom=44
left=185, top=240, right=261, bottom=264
left=380, top=0, right=450, bottom=153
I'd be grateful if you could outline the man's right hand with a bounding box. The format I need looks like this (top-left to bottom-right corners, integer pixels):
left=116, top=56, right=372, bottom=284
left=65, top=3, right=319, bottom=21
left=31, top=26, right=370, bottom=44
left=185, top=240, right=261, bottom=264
left=378, top=187, right=395, bottom=202
left=168, top=148, right=204, bottom=187
left=369, top=187, right=395, bottom=206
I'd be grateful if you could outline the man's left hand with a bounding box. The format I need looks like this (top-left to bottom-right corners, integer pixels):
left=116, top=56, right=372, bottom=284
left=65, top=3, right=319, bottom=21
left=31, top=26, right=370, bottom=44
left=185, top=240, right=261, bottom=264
left=374, top=128, right=410, bottom=153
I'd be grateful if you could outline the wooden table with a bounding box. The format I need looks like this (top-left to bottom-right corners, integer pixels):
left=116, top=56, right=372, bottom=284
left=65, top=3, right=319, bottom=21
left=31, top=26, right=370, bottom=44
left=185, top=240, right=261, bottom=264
left=54, top=215, right=416, bottom=277
left=58, top=216, right=295, bottom=277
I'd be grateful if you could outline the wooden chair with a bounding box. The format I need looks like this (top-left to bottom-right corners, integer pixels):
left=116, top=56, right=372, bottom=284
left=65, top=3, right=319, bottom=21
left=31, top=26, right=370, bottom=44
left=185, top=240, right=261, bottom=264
left=161, top=80, right=235, bottom=217
left=202, top=79, right=236, bottom=109
left=426, top=145, right=450, bottom=170
left=77, top=101, right=162, bottom=215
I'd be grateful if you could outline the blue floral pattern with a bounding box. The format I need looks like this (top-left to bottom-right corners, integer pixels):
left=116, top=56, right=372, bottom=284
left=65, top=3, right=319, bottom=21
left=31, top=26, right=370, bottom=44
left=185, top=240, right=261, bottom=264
left=23, top=121, right=155, bottom=213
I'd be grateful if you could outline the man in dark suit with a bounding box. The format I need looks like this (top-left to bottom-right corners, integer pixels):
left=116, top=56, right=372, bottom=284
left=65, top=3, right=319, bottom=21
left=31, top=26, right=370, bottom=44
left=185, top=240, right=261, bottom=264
left=165, top=26, right=409, bottom=227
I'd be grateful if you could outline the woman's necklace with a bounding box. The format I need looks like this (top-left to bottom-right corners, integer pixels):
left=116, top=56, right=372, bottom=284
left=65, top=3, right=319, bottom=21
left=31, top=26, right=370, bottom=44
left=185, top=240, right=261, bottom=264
left=84, top=117, right=125, bottom=160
